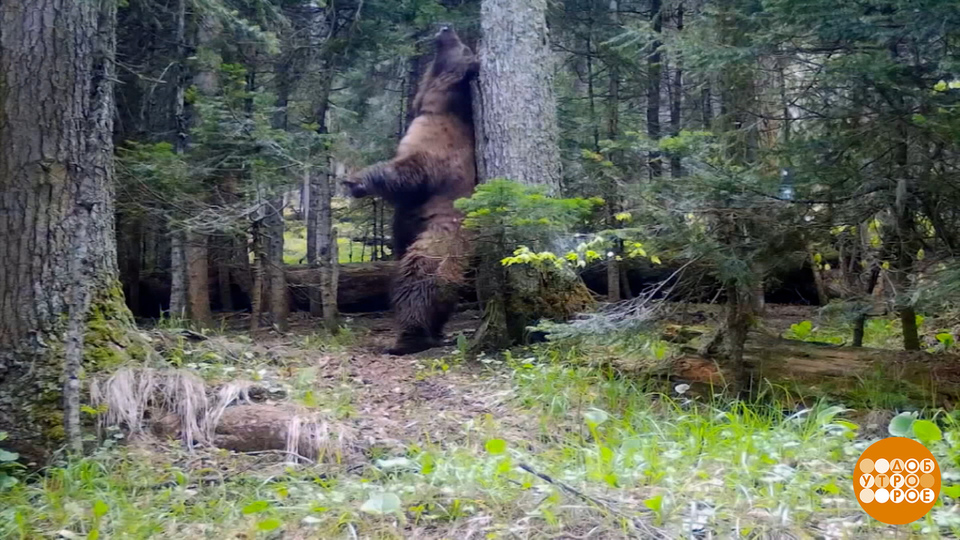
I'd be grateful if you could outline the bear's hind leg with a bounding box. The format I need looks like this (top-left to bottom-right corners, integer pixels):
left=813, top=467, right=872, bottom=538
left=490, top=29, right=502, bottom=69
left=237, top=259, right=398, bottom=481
left=386, top=221, right=466, bottom=355
left=387, top=258, right=439, bottom=356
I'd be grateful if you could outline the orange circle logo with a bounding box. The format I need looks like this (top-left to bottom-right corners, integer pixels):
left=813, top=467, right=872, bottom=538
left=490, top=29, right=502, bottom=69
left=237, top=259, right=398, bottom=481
left=853, top=437, right=941, bottom=524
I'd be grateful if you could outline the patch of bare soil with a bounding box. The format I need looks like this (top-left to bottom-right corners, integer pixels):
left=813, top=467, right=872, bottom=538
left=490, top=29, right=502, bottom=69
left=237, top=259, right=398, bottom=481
left=250, top=310, right=534, bottom=457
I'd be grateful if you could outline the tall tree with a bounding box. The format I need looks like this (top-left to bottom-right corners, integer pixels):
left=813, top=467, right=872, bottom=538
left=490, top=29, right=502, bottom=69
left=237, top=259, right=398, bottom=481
left=0, top=0, right=124, bottom=457
left=475, top=0, right=562, bottom=192
left=470, top=0, right=593, bottom=350
left=646, top=0, right=662, bottom=180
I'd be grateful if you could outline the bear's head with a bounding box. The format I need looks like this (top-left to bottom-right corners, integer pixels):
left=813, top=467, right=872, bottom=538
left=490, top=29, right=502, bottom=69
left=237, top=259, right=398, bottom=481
left=411, top=25, right=478, bottom=118
left=431, top=26, right=478, bottom=79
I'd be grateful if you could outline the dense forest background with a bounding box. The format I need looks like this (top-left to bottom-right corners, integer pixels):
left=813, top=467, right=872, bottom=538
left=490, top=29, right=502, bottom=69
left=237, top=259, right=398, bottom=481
left=2, top=0, right=960, bottom=537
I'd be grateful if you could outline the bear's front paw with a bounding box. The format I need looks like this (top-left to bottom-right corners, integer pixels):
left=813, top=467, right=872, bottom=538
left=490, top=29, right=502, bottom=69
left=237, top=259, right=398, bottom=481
left=342, top=178, right=368, bottom=198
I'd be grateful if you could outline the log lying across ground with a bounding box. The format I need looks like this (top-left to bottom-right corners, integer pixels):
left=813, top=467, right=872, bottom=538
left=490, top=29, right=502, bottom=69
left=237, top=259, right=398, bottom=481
left=672, top=332, right=960, bottom=402
left=284, top=259, right=824, bottom=314
left=285, top=262, right=477, bottom=313
left=286, top=262, right=395, bottom=312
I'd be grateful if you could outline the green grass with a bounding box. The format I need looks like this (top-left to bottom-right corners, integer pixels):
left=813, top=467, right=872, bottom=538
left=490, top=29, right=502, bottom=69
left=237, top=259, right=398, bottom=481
left=781, top=311, right=955, bottom=351
left=282, top=221, right=388, bottom=265
left=3, top=342, right=960, bottom=538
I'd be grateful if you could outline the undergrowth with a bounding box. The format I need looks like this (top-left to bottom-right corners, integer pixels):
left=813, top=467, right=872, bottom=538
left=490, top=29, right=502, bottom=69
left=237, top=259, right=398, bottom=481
left=2, top=334, right=960, bottom=539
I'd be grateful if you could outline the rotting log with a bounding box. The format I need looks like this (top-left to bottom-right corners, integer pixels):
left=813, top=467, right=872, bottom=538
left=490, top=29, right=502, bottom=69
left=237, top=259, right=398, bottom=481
left=153, top=404, right=354, bottom=461
left=671, top=332, right=960, bottom=402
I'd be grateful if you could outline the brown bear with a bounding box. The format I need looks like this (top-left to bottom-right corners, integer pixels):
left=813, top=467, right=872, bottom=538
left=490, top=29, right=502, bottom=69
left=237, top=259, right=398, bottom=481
left=343, top=25, right=478, bottom=355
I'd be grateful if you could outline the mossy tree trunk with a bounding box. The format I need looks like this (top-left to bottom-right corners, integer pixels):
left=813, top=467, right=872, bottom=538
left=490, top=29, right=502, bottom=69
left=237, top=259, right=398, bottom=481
left=0, top=0, right=128, bottom=461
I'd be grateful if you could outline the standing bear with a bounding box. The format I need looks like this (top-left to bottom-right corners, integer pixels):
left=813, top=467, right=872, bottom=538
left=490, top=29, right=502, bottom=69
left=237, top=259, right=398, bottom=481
left=343, top=25, right=478, bottom=355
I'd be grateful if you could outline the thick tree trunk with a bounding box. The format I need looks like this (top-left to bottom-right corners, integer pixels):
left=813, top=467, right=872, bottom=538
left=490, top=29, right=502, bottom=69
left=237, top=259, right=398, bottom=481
left=186, top=232, right=213, bottom=327
left=471, top=0, right=589, bottom=351
left=476, top=0, right=562, bottom=192
left=723, top=283, right=754, bottom=392
left=0, top=0, right=124, bottom=459
left=265, top=199, right=289, bottom=332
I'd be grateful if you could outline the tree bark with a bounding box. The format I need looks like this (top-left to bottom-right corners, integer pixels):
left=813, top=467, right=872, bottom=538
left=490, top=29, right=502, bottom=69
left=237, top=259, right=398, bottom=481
left=470, top=0, right=593, bottom=351
left=305, top=2, right=339, bottom=325
left=249, top=223, right=264, bottom=334
left=266, top=53, right=292, bottom=332
left=310, top=68, right=339, bottom=328
left=265, top=199, right=289, bottom=332
left=186, top=232, right=213, bottom=328
left=0, top=0, right=123, bottom=459
left=669, top=2, right=683, bottom=179
left=853, top=266, right=881, bottom=347
left=647, top=0, right=663, bottom=180
left=603, top=1, right=622, bottom=303
left=169, top=230, right=188, bottom=318
left=476, top=0, right=562, bottom=193
left=168, top=0, right=191, bottom=320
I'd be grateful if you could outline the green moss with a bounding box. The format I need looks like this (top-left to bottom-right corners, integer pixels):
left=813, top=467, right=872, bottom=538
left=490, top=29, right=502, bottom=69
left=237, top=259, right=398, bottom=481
left=82, top=281, right=137, bottom=371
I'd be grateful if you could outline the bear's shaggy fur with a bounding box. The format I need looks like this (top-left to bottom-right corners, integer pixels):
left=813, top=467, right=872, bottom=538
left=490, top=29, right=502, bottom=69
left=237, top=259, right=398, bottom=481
left=344, top=26, right=478, bottom=355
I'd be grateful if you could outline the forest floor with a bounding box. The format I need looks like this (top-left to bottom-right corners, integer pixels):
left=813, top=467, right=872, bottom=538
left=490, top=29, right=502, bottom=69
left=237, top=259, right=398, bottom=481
left=3, top=305, right=960, bottom=539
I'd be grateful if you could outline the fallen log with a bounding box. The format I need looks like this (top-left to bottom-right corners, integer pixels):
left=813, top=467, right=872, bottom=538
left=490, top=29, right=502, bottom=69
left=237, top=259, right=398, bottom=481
left=285, top=262, right=478, bottom=313
left=93, top=368, right=357, bottom=463
left=286, top=262, right=395, bottom=313
left=671, top=333, right=960, bottom=403
left=153, top=404, right=356, bottom=462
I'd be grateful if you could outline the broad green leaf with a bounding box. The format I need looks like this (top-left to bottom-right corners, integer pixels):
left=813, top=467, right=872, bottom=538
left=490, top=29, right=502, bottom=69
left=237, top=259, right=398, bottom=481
left=912, top=420, right=942, bottom=444
left=888, top=412, right=917, bottom=437
left=0, top=449, right=19, bottom=462
left=0, top=474, right=18, bottom=489
left=644, top=495, right=664, bottom=512
left=92, top=500, right=109, bottom=518
left=360, top=492, right=402, bottom=515
left=257, top=518, right=282, bottom=531
left=87, top=530, right=99, bottom=540
left=485, top=439, right=507, bottom=455
left=242, top=500, right=270, bottom=514
left=943, top=485, right=960, bottom=499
